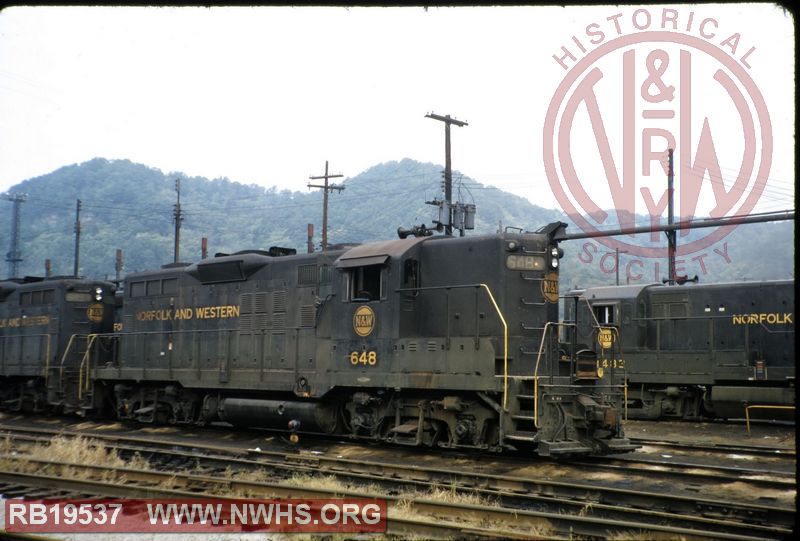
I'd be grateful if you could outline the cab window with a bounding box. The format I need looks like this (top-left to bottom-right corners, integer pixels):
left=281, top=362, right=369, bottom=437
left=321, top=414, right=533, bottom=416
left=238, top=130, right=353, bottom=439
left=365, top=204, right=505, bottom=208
left=346, top=265, right=383, bottom=302
left=593, top=304, right=615, bottom=325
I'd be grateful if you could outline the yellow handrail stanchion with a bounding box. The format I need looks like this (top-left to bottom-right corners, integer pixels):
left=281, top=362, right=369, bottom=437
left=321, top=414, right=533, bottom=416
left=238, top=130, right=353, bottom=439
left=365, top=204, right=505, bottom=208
left=59, top=334, right=78, bottom=383
left=745, top=405, right=795, bottom=436
left=78, top=334, right=97, bottom=400
left=479, top=284, right=508, bottom=411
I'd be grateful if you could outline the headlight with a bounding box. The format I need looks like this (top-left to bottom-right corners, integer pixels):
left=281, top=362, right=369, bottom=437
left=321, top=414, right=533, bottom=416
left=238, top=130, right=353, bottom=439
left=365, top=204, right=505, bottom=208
left=551, top=247, right=559, bottom=258
left=551, top=258, right=559, bottom=269
left=507, top=241, right=518, bottom=251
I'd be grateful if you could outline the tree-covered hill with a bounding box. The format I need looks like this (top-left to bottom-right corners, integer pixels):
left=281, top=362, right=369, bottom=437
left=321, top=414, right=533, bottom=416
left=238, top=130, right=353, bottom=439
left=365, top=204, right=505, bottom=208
left=0, top=157, right=794, bottom=291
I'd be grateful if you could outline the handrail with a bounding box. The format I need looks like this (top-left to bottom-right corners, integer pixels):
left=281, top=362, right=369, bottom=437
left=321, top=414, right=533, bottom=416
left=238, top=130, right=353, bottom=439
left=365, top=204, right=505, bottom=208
left=531, top=321, right=628, bottom=427
left=478, top=284, right=509, bottom=410
left=58, top=334, right=79, bottom=384
left=396, top=283, right=509, bottom=410
left=532, top=321, right=575, bottom=428
left=745, top=405, right=795, bottom=435
left=78, top=334, right=98, bottom=399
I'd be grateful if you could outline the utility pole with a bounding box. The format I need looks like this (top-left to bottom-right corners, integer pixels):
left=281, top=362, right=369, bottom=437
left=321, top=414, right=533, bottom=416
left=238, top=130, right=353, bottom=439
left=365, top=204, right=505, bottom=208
left=308, top=161, right=344, bottom=251
left=604, top=248, right=628, bottom=285
left=173, top=178, right=183, bottom=263
left=73, top=199, right=82, bottom=277
left=666, top=148, right=676, bottom=285
left=3, top=192, right=27, bottom=278
left=307, top=224, right=315, bottom=254
left=425, top=112, right=468, bottom=236
left=115, top=249, right=123, bottom=282
left=201, top=237, right=208, bottom=260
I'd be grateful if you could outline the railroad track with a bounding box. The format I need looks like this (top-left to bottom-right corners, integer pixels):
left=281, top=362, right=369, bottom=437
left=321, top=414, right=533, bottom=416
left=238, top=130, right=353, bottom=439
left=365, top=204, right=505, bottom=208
left=0, top=422, right=795, bottom=540
left=0, top=460, right=538, bottom=540
left=630, top=437, right=796, bottom=457
left=574, top=454, right=795, bottom=490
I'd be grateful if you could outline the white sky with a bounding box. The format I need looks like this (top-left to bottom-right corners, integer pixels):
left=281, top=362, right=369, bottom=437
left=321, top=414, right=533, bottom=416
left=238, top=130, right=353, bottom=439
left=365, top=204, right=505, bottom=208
left=0, top=5, right=795, bottom=219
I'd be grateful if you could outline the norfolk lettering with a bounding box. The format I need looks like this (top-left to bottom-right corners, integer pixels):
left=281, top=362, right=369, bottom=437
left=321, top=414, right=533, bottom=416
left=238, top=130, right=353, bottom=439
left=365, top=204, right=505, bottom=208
left=0, top=315, right=51, bottom=328
left=732, top=313, right=793, bottom=325
left=136, top=305, right=240, bottom=322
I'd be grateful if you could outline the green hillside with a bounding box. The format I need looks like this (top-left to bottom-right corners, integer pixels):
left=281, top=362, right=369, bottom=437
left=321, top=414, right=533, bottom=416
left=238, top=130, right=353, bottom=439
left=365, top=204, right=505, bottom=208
left=0, top=157, right=794, bottom=290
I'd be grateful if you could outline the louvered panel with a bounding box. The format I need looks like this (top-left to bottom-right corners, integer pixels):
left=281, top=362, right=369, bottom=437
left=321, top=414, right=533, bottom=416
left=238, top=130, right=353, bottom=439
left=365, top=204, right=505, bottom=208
left=240, top=293, right=254, bottom=314
left=254, top=292, right=269, bottom=313
left=298, top=264, right=316, bottom=286
left=272, top=312, right=286, bottom=331
left=239, top=314, right=253, bottom=331
left=319, top=265, right=332, bottom=285
left=255, top=314, right=270, bottom=329
left=300, top=305, right=316, bottom=328
left=273, top=291, right=287, bottom=313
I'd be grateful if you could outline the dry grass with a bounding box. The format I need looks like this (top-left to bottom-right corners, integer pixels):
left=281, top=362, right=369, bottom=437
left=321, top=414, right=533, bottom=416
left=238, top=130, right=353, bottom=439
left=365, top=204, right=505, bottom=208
left=390, top=482, right=553, bottom=537
left=0, top=434, right=152, bottom=484
left=0, top=434, right=11, bottom=455
left=0, top=434, right=561, bottom=538
left=705, top=480, right=795, bottom=505
left=224, top=467, right=552, bottom=537
left=283, top=471, right=351, bottom=494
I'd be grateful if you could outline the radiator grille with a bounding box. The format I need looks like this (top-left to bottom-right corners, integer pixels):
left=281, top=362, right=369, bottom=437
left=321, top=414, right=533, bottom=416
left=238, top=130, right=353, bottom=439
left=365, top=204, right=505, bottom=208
left=298, top=264, right=316, bottom=286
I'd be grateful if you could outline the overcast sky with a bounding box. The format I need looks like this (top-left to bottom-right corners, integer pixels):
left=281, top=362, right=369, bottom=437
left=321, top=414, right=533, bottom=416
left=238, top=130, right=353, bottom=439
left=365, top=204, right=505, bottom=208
left=0, top=5, right=794, bottom=219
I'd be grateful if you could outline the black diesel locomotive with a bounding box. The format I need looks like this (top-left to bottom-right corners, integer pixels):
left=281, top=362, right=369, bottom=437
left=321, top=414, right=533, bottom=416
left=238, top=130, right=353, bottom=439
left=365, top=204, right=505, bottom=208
left=0, top=224, right=635, bottom=456
left=566, top=280, right=795, bottom=420
left=0, top=277, right=116, bottom=412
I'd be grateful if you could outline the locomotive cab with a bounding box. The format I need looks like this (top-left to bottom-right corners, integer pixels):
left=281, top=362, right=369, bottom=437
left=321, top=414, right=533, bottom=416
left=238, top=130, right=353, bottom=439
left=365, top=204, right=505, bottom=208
left=323, top=224, right=634, bottom=455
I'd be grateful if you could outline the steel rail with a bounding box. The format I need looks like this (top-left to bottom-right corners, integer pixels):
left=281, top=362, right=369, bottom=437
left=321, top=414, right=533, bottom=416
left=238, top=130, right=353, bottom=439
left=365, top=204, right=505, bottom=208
left=0, top=458, right=788, bottom=541
left=1, top=424, right=794, bottom=539
left=629, top=438, right=796, bottom=457
left=573, top=455, right=796, bottom=488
